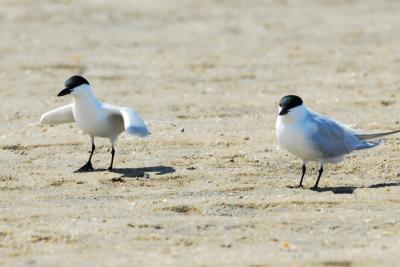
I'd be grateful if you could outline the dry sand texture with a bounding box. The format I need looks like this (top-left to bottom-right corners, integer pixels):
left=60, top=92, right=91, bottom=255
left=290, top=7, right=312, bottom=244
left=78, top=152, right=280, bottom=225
left=1, top=0, right=400, bottom=266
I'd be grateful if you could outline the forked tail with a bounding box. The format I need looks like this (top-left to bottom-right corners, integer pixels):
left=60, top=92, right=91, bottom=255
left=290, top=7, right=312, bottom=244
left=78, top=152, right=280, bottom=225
left=356, top=130, right=400, bottom=140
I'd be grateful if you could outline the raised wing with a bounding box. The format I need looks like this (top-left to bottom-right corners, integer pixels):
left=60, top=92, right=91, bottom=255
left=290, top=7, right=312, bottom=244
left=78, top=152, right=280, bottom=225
left=309, top=112, right=378, bottom=159
left=40, top=103, right=75, bottom=125
left=104, top=104, right=149, bottom=137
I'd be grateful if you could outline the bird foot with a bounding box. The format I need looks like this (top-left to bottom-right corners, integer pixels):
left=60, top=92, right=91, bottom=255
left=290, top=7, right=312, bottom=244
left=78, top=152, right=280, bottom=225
left=74, top=162, right=94, bottom=173
left=287, top=184, right=304, bottom=189
left=107, top=166, right=113, bottom=171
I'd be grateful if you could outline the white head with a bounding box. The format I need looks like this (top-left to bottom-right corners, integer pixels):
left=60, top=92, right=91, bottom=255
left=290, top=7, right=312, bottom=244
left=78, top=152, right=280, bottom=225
left=57, top=76, right=93, bottom=98
left=278, top=95, right=308, bottom=123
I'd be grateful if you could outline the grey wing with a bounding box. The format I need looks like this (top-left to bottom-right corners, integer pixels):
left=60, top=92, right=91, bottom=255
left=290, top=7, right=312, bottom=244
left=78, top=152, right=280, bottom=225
left=40, top=103, right=75, bottom=125
left=104, top=104, right=149, bottom=137
left=310, top=114, right=359, bottom=158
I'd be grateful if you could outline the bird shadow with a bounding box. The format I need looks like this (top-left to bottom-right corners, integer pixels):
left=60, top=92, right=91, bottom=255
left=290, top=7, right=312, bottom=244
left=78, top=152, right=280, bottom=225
left=91, top=165, right=175, bottom=178
left=109, top=166, right=175, bottom=178
left=307, top=182, right=400, bottom=194
left=310, top=186, right=358, bottom=194
left=368, top=182, right=400, bottom=188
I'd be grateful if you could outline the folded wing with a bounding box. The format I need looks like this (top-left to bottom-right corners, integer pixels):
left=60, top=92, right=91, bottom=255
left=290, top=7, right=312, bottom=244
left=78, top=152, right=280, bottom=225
left=310, top=112, right=379, bottom=159
left=40, top=103, right=75, bottom=125
left=104, top=104, right=149, bottom=137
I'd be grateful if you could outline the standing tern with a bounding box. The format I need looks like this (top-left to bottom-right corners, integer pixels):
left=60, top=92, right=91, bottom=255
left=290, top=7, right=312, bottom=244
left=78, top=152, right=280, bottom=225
left=40, top=75, right=149, bottom=172
left=276, top=95, right=400, bottom=189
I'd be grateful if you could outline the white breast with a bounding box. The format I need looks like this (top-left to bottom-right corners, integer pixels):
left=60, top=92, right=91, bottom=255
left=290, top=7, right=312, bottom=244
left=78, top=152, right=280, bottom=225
left=73, top=101, right=116, bottom=138
left=276, top=116, right=321, bottom=162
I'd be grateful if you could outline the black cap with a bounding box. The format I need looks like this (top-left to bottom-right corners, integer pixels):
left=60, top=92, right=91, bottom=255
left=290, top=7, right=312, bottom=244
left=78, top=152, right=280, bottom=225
left=65, top=75, right=90, bottom=89
left=279, top=95, right=303, bottom=115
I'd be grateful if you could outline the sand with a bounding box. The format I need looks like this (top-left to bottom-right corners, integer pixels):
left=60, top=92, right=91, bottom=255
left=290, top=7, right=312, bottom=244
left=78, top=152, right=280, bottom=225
left=0, top=0, right=400, bottom=266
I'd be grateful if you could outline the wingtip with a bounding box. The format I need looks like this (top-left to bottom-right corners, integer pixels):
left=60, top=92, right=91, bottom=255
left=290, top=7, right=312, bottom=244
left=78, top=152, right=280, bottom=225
left=39, top=114, right=46, bottom=124
left=126, top=126, right=150, bottom=137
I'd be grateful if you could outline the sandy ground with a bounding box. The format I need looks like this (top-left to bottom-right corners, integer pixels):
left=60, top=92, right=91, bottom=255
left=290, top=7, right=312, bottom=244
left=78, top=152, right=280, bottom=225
left=1, top=0, right=400, bottom=266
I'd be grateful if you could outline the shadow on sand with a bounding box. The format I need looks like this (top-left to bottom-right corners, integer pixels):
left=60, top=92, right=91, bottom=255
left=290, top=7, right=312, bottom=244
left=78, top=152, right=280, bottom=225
left=111, top=166, right=176, bottom=178
left=309, top=182, right=400, bottom=194
left=91, top=166, right=175, bottom=178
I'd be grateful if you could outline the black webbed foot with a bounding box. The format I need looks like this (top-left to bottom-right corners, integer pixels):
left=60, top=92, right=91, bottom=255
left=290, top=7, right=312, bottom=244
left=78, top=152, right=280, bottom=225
left=74, top=162, right=94, bottom=173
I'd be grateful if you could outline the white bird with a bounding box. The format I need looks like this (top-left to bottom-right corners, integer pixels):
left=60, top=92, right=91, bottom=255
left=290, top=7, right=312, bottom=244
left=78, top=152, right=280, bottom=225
left=276, top=95, right=400, bottom=189
left=40, top=75, right=149, bottom=172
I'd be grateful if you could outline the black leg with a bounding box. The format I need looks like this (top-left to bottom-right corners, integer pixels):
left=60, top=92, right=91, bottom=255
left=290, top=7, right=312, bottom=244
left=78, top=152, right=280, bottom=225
left=312, top=165, right=324, bottom=189
left=108, top=146, right=115, bottom=171
left=75, top=138, right=95, bottom=173
left=298, top=164, right=306, bottom=188
left=88, top=143, right=95, bottom=162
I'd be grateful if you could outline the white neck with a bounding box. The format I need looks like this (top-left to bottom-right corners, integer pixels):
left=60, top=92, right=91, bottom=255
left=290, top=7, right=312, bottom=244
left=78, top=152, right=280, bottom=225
left=72, top=85, right=100, bottom=107
left=280, top=105, right=309, bottom=124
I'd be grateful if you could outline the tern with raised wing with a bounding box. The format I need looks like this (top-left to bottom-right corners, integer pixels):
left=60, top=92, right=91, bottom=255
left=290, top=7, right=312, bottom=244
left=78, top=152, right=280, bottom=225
left=276, top=95, right=400, bottom=189
left=40, top=75, right=149, bottom=172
